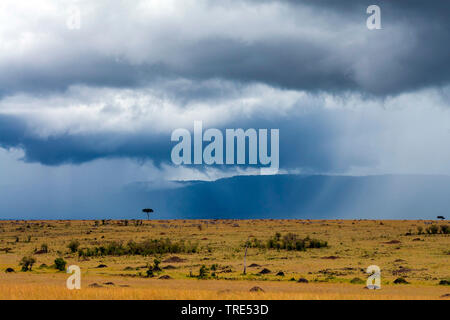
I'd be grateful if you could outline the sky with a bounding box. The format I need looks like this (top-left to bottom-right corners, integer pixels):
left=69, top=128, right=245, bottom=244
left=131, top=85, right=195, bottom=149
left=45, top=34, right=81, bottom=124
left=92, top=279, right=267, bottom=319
left=0, top=0, right=449, bottom=219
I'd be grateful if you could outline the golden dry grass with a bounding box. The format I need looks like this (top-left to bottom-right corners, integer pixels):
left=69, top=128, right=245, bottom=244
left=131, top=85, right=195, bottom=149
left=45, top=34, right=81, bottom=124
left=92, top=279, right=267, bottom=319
left=0, top=219, right=449, bottom=299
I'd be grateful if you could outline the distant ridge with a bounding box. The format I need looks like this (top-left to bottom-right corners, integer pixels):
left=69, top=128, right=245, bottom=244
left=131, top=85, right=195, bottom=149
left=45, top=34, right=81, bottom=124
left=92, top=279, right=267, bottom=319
left=124, top=174, right=450, bottom=219
left=4, top=174, right=450, bottom=219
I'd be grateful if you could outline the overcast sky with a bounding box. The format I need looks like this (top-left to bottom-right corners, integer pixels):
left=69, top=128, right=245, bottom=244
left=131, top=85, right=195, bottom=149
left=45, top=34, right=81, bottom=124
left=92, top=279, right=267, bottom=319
left=0, top=1, right=449, bottom=218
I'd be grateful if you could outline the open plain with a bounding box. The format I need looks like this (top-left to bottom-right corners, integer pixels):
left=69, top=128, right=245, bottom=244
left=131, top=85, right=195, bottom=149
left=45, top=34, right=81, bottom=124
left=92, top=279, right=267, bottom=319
left=0, top=219, right=448, bottom=300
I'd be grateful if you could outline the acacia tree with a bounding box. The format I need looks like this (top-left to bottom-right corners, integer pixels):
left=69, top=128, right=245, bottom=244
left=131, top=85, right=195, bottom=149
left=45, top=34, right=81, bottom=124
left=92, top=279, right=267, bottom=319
left=142, top=208, right=154, bottom=220
left=20, top=256, right=36, bottom=271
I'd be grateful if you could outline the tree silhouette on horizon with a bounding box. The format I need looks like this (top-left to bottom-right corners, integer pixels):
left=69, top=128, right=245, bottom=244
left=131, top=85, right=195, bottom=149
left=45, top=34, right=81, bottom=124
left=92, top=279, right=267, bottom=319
left=142, top=208, right=154, bottom=220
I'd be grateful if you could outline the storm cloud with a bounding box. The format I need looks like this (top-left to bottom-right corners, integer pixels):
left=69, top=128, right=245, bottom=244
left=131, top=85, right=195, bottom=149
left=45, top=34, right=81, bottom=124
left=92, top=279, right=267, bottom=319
left=0, top=0, right=449, bottom=97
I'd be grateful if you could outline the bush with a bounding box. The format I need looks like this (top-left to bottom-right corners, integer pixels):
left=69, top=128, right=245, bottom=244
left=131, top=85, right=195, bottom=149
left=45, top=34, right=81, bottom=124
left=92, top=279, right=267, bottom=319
left=417, top=226, right=423, bottom=234
left=198, top=265, right=209, bottom=279
left=426, top=225, right=439, bottom=234
left=78, top=238, right=198, bottom=258
left=307, top=237, right=328, bottom=248
left=67, top=240, right=80, bottom=253
left=152, top=258, right=162, bottom=272
left=145, top=259, right=162, bottom=277
left=440, top=225, right=449, bottom=234
left=350, top=277, right=364, bottom=284
left=54, top=258, right=67, bottom=271
left=146, top=268, right=154, bottom=278
left=393, top=277, right=409, bottom=284
left=19, top=256, right=36, bottom=271
left=245, top=238, right=264, bottom=249
left=439, top=279, right=450, bottom=286
left=252, top=233, right=328, bottom=251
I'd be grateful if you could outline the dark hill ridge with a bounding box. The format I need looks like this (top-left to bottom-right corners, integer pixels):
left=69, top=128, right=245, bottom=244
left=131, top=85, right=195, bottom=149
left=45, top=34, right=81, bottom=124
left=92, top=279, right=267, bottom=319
left=125, top=174, right=450, bottom=219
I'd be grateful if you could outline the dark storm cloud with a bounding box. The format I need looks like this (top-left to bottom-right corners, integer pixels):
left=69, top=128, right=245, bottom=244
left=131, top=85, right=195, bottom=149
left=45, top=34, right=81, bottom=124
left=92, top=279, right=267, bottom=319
left=0, top=108, right=374, bottom=173
left=0, top=114, right=171, bottom=165
left=262, top=0, right=450, bottom=20
left=0, top=55, right=169, bottom=98
left=0, top=1, right=448, bottom=97
left=172, top=0, right=450, bottom=95
left=168, top=37, right=357, bottom=94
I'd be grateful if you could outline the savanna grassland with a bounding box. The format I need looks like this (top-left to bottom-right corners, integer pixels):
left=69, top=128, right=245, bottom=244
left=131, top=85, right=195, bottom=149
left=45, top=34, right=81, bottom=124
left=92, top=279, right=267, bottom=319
left=0, top=219, right=449, bottom=300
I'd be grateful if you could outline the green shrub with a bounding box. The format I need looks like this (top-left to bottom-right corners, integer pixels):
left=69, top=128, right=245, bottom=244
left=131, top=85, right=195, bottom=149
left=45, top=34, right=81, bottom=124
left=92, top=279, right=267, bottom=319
left=440, top=225, right=449, bottom=234
left=246, top=237, right=264, bottom=249
left=438, top=279, right=450, bottom=286
left=350, top=277, right=364, bottom=284
left=54, top=258, right=67, bottom=271
left=307, top=237, right=328, bottom=248
left=67, top=239, right=80, bottom=253
left=417, top=226, right=423, bottom=234
left=77, top=238, right=198, bottom=258
left=152, top=258, right=162, bottom=272
left=19, top=256, right=36, bottom=272
left=198, top=265, right=209, bottom=279
left=145, top=258, right=162, bottom=277
left=263, top=233, right=327, bottom=251
left=393, top=277, right=409, bottom=284
left=426, top=225, right=439, bottom=234
left=146, top=268, right=154, bottom=278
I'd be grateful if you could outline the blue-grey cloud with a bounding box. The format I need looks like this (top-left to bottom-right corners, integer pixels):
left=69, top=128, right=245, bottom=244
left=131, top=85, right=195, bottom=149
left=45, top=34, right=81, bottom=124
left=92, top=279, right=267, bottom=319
left=0, top=107, right=375, bottom=172
left=1, top=83, right=449, bottom=174
left=0, top=114, right=171, bottom=166
left=0, top=0, right=448, bottom=97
